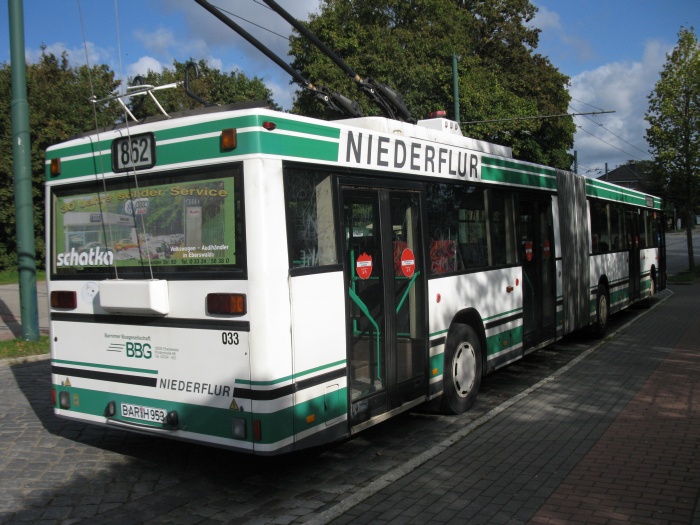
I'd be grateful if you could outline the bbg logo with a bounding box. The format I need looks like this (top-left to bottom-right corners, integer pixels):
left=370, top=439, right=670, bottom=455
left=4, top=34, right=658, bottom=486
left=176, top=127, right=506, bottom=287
left=126, top=342, right=152, bottom=359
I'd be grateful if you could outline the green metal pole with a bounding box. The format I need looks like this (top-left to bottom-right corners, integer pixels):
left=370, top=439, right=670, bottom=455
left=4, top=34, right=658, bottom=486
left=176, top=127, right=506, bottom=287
left=452, top=52, right=460, bottom=124
left=9, top=0, right=39, bottom=341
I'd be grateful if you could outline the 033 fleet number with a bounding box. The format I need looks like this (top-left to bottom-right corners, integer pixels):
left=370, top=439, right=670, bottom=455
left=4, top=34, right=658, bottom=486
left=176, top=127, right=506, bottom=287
left=222, top=332, right=240, bottom=345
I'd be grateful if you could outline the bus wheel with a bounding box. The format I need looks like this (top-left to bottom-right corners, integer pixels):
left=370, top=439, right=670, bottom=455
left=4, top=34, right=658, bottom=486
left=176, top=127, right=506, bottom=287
left=591, top=284, right=609, bottom=338
left=442, top=324, right=482, bottom=414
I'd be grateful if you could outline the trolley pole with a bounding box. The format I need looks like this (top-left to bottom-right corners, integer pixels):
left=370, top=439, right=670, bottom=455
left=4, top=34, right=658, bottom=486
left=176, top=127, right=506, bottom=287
left=9, top=0, right=39, bottom=341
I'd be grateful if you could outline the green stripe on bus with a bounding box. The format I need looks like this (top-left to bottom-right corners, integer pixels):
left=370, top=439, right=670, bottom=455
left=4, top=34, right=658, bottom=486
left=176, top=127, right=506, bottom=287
left=259, top=132, right=338, bottom=160
left=235, top=359, right=346, bottom=386
left=485, top=325, right=523, bottom=357
left=253, top=115, right=341, bottom=139
left=585, top=178, right=659, bottom=208
left=483, top=307, right=522, bottom=322
left=481, top=156, right=557, bottom=177
left=482, top=166, right=557, bottom=189
left=46, top=131, right=339, bottom=180
left=46, top=115, right=342, bottom=181
left=52, top=358, right=158, bottom=374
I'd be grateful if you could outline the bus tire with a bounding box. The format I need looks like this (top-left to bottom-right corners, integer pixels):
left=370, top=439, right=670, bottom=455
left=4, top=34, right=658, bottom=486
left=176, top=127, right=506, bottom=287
left=442, top=324, right=482, bottom=415
left=591, top=284, right=609, bottom=338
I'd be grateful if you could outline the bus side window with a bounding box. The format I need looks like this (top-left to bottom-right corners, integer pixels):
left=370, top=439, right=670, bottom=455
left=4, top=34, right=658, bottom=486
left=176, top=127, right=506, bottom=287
left=609, top=205, right=625, bottom=251
left=426, top=183, right=465, bottom=274
left=427, top=183, right=517, bottom=273
left=284, top=170, right=338, bottom=269
left=590, top=200, right=610, bottom=254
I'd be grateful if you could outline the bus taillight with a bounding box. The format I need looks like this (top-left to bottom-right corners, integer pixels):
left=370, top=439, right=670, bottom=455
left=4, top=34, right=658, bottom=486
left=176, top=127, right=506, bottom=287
left=253, top=419, right=262, bottom=441
left=206, top=293, right=246, bottom=315
left=51, top=291, right=77, bottom=309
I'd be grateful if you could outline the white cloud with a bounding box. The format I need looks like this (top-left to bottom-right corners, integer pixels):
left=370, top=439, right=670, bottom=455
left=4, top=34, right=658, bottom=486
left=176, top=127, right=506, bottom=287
left=134, top=27, right=177, bottom=57
left=127, top=56, right=165, bottom=78
left=25, top=41, right=112, bottom=67
left=532, top=5, right=561, bottom=31
left=532, top=4, right=594, bottom=64
left=569, top=40, right=668, bottom=173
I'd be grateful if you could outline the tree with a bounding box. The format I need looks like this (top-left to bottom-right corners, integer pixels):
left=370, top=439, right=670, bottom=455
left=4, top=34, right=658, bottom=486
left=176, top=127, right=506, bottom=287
left=645, top=27, right=700, bottom=272
left=125, top=59, right=280, bottom=119
left=288, top=0, right=574, bottom=169
left=0, top=51, right=121, bottom=270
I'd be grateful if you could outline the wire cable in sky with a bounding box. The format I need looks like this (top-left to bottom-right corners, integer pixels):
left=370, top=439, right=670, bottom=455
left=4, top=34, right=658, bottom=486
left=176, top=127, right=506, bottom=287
left=570, top=96, right=606, bottom=112
left=576, top=124, right=646, bottom=162
left=571, top=106, right=652, bottom=159
left=214, top=3, right=291, bottom=41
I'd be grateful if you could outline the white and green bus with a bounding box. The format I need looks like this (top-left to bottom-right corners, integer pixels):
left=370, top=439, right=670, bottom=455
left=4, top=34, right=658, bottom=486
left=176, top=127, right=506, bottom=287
left=46, top=101, right=664, bottom=455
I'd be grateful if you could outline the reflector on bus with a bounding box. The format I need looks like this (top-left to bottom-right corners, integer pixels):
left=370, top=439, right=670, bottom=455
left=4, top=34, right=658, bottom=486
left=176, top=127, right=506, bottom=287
left=50, top=158, right=61, bottom=177
left=220, top=128, right=237, bottom=150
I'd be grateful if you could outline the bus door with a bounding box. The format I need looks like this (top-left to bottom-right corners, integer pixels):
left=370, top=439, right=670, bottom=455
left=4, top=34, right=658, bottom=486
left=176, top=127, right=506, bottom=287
left=341, top=186, right=427, bottom=426
left=518, top=197, right=556, bottom=351
left=626, top=211, right=641, bottom=301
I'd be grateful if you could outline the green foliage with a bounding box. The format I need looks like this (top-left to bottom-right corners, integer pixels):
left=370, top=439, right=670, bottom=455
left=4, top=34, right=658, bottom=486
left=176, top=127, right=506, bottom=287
left=288, top=0, right=574, bottom=168
left=645, top=27, right=700, bottom=271
left=0, top=51, right=121, bottom=271
left=126, top=59, right=280, bottom=119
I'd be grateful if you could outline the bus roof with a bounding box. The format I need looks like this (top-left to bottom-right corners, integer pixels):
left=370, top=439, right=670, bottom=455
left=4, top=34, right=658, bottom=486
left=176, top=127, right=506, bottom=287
left=44, top=104, right=662, bottom=211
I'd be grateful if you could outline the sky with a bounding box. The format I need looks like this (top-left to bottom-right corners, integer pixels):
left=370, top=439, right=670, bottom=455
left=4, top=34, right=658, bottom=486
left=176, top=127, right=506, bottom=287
left=1, top=0, right=699, bottom=176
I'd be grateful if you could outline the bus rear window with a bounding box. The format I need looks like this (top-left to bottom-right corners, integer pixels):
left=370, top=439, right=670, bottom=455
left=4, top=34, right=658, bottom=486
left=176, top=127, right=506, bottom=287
left=51, top=166, right=244, bottom=278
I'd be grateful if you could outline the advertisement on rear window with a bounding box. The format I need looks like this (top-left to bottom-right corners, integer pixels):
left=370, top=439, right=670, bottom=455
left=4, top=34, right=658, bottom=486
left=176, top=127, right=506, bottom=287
left=53, top=176, right=237, bottom=272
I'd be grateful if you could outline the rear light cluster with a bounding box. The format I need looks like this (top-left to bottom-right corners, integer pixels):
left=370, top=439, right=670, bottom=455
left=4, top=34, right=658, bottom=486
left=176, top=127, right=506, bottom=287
left=50, top=291, right=76, bottom=309
left=207, top=293, right=246, bottom=315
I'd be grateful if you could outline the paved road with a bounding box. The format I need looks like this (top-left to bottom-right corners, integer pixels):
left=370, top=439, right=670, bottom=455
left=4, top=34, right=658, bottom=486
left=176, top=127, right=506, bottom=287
left=665, top=229, right=700, bottom=275
left=0, top=280, right=48, bottom=341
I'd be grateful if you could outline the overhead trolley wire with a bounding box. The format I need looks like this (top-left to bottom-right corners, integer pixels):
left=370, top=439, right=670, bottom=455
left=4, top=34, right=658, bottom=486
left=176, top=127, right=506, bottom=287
left=214, top=3, right=291, bottom=42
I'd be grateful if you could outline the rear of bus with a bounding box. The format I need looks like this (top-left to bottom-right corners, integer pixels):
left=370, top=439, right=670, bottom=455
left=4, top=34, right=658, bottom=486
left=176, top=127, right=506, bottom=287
left=45, top=119, right=261, bottom=452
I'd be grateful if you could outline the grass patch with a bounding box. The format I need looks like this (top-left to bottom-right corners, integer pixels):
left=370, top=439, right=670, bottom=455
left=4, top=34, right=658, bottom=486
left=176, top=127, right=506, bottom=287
left=667, top=265, right=700, bottom=283
left=0, top=269, right=46, bottom=285
left=0, top=335, right=50, bottom=360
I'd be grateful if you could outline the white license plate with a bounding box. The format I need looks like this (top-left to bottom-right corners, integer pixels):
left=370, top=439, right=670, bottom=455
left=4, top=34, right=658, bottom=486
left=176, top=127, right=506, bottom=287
left=121, top=403, right=166, bottom=423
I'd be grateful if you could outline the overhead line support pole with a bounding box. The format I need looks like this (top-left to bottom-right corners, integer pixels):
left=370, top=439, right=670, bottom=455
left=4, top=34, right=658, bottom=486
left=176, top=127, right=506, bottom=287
left=8, top=0, right=39, bottom=341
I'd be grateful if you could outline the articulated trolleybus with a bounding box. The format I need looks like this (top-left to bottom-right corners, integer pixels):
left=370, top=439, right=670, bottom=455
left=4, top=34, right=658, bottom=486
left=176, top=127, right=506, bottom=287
left=47, top=101, right=664, bottom=454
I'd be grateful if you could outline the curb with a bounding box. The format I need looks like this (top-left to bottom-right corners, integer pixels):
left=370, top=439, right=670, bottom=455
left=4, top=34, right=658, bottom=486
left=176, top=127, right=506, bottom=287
left=0, top=352, right=51, bottom=368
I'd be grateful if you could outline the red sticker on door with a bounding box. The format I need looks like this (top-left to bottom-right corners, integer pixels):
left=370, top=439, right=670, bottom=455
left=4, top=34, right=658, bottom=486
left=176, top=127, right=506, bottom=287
left=525, top=241, right=533, bottom=262
left=400, top=248, right=416, bottom=278
left=356, top=252, right=373, bottom=280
